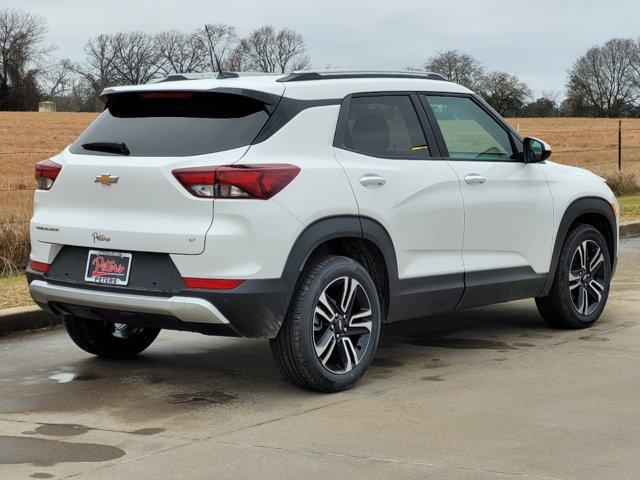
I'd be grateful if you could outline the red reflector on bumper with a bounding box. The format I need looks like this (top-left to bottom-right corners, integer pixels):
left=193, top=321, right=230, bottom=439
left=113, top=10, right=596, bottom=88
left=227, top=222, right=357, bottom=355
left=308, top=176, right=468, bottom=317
left=29, top=260, right=51, bottom=273
left=183, top=278, right=244, bottom=290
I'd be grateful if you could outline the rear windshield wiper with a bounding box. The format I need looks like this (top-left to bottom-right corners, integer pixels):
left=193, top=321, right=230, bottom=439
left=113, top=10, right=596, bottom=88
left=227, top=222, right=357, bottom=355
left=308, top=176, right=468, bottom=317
left=81, top=142, right=130, bottom=155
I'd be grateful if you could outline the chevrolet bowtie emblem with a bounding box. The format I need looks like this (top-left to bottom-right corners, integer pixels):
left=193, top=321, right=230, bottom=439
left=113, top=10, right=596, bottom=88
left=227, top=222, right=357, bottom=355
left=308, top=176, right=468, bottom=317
left=95, top=174, right=119, bottom=186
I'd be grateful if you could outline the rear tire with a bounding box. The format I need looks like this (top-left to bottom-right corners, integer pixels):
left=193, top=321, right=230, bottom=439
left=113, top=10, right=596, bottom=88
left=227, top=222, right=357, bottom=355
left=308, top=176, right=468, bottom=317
left=64, top=317, right=160, bottom=358
left=270, top=255, right=381, bottom=392
left=536, top=224, right=611, bottom=329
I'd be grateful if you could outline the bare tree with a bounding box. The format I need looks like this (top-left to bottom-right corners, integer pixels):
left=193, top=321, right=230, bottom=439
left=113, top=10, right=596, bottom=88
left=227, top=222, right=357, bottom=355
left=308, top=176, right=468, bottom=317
left=425, top=50, right=484, bottom=89
left=41, top=60, right=72, bottom=99
left=110, top=31, right=164, bottom=84
left=0, top=8, right=52, bottom=109
left=477, top=71, right=531, bottom=117
left=276, top=28, right=309, bottom=72
left=239, top=26, right=309, bottom=73
left=62, top=34, right=117, bottom=108
left=566, top=38, right=638, bottom=117
left=200, top=24, right=238, bottom=72
left=226, top=45, right=250, bottom=72
left=156, top=30, right=205, bottom=75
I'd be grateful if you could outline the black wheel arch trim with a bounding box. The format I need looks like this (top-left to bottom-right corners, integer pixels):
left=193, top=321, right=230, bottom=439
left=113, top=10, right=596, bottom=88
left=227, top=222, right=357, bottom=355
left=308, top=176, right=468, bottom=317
left=541, top=196, right=617, bottom=296
left=282, top=215, right=399, bottom=285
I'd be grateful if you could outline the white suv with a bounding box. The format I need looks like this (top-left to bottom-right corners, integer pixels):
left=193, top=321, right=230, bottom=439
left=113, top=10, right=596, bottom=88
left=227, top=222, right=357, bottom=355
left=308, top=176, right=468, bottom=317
left=28, top=71, right=618, bottom=392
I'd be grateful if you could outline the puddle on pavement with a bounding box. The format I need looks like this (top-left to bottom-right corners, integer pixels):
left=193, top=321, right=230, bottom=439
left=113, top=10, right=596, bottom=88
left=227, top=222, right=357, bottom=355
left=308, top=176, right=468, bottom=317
left=48, top=373, right=79, bottom=383
left=579, top=336, right=610, bottom=342
left=407, top=337, right=517, bottom=350
left=23, top=423, right=165, bottom=438
left=170, top=391, right=235, bottom=404
left=0, top=436, right=125, bottom=466
left=15, top=370, right=100, bottom=386
left=130, top=428, right=165, bottom=436
left=29, top=424, right=90, bottom=437
left=3, top=366, right=103, bottom=387
left=520, top=332, right=552, bottom=339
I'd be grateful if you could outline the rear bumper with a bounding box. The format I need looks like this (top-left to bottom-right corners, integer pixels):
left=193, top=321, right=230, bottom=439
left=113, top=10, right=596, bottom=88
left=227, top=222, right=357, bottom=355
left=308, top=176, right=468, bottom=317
left=29, top=279, right=230, bottom=325
left=27, top=270, right=297, bottom=338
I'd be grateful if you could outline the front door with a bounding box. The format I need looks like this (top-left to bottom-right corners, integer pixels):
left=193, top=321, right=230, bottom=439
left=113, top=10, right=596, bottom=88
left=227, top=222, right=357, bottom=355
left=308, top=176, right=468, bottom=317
left=421, top=94, right=554, bottom=308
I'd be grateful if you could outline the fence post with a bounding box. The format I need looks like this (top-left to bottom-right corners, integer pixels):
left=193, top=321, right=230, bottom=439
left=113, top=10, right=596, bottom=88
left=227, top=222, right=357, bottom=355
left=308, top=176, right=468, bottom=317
left=618, top=120, right=622, bottom=171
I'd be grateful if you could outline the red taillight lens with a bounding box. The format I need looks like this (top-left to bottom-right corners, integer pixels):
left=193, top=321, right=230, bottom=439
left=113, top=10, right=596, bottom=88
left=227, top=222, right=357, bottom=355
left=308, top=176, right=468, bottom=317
left=183, top=278, right=244, bottom=290
left=172, top=164, right=300, bottom=199
left=29, top=260, right=51, bottom=273
left=35, top=160, right=62, bottom=190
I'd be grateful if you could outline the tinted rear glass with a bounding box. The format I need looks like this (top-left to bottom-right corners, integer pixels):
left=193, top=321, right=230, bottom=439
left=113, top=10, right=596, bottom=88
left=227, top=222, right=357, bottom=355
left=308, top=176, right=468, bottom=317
left=70, top=92, right=270, bottom=157
left=343, top=96, right=429, bottom=158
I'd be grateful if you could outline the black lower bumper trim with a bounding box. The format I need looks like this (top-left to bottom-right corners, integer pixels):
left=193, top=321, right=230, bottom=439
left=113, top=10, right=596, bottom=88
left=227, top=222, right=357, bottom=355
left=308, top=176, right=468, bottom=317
left=27, top=270, right=298, bottom=338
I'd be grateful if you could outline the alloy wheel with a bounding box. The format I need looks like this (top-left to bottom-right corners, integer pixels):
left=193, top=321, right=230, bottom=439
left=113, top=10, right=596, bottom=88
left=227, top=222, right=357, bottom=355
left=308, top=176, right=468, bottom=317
left=313, top=276, right=373, bottom=374
left=568, top=239, right=607, bottom=316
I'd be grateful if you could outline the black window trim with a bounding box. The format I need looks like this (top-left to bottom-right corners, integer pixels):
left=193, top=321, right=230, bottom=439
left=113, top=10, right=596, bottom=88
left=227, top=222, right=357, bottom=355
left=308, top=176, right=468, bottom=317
left=417, top=92, right=525, bottom=163
left=332, top=91, right=443, bottom=160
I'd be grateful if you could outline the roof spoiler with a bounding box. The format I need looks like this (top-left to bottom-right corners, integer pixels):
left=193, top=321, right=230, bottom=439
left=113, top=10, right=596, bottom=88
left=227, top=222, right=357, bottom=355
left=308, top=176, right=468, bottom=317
left=98, top=86, right=282, bottom=113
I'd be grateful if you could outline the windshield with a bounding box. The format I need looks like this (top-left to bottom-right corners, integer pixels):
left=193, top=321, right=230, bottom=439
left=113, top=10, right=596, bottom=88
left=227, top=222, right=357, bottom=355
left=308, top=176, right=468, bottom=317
left=70, top=91, right=270, bottom=157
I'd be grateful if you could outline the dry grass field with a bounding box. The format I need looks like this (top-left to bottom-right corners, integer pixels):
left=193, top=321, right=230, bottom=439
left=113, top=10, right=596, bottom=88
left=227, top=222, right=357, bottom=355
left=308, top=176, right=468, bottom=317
left=512, top=117, right=640, bottom=175
left=0, top=112, right=639, bottom=275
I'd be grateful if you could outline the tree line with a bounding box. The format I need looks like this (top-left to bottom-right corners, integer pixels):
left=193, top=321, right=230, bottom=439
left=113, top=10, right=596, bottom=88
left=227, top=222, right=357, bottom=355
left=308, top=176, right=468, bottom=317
left=1, top=7, right=640, bottom=117
left=0, top=9, right=309, bottom=111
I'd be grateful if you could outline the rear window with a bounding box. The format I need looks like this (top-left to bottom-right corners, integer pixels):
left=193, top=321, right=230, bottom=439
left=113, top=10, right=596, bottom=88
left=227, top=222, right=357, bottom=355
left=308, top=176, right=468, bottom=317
left=70, top=92, right=270, bottom=157
left=343, top=95, right=429, bottom=158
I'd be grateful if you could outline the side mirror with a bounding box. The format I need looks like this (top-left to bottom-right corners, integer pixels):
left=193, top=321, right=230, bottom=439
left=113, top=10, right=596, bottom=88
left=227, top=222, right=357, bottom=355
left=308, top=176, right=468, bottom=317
left=522, top=137, right=552, bottom=163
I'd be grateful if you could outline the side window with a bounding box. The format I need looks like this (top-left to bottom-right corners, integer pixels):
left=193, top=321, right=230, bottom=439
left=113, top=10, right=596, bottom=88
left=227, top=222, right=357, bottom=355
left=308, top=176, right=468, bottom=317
left=423, top=95, right=514, bottom=161
left=343, top=96, right=429, bottom=158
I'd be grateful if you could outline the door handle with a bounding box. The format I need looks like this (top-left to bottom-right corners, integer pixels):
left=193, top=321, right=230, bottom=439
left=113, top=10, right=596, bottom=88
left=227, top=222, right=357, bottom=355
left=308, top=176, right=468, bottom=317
left=359, top=174, right=386, bottom=188
left=464, top=174, right=487, bottom=186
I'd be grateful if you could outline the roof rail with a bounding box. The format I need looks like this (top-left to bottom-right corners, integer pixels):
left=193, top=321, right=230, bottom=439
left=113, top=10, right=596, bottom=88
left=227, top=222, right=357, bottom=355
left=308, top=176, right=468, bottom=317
left=155, top=71, right=280, bottom=83
left=156, top=72, right=239, bottom=83
left=277, top=70, right=448, bottom=83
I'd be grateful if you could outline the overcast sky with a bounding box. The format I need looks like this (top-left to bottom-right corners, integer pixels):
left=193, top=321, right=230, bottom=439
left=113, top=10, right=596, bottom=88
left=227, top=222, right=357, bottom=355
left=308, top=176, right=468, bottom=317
left=15, top=0, right=640, bottom=97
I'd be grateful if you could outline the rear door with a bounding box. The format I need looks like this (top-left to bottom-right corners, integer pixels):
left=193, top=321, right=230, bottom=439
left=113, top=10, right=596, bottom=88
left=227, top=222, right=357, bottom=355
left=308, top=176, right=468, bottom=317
left=334, top=93, right=465, bottom=315
left=420, top=94, right=554, bottom=307
left=31, top=90, right=277, bottom=255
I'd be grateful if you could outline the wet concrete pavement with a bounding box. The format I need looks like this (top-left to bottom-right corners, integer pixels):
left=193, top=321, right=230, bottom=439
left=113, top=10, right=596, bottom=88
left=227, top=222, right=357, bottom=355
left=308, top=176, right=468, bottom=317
left=1, top=237, right=638, bottom=479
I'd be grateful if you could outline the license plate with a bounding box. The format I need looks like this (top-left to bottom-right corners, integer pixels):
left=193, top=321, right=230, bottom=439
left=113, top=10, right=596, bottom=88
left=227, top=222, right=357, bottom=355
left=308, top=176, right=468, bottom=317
left=85, top=250, right=132, bottom=286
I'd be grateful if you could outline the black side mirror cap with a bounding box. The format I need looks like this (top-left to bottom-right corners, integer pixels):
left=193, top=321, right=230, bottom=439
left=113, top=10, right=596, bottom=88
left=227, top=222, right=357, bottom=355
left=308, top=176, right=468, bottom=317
left=522, top=137, right=552, bottom=163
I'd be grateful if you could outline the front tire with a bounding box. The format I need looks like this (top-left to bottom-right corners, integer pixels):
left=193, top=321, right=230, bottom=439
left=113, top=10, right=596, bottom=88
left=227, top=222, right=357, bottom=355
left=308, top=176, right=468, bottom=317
left=536, top=224, right=611, bottom=329
left=64, top=317, right=160, bottom=358
left=270, top=255, right=381, bottom=392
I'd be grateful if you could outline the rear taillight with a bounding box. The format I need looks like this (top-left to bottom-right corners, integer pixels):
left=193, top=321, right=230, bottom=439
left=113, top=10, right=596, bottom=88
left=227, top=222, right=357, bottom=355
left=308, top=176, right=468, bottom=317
left=35, top=160, right=62, bottom=190
left=172, top=164, right=300, bottom=199
left=29, top=260, right=51, bottom=273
